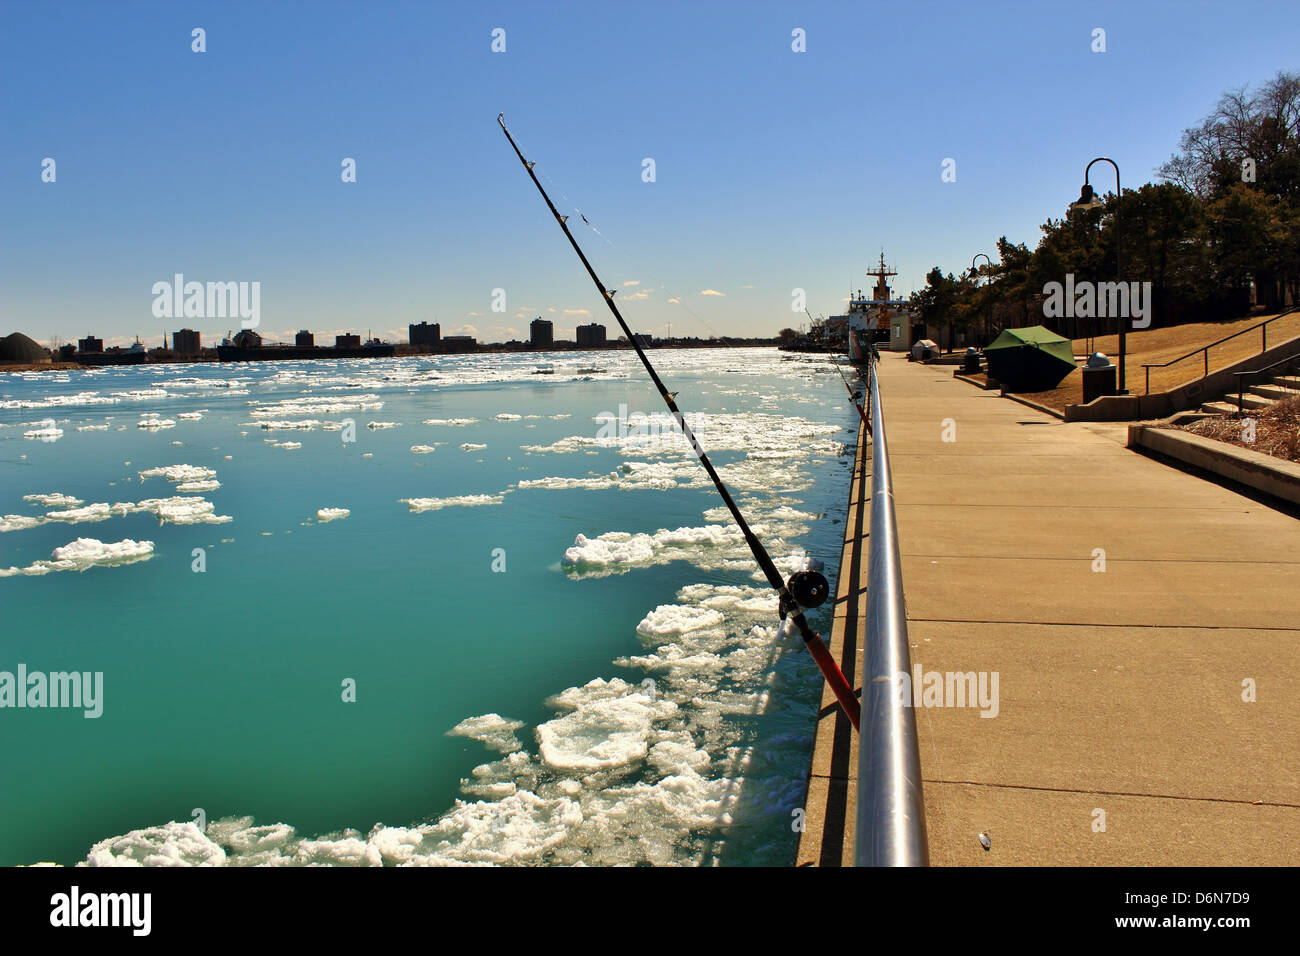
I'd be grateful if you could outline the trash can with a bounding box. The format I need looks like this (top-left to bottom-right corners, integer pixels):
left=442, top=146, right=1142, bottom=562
left=1081, top=352, right=1117, bottom=404
left=963, top=347, right=980, bottom=374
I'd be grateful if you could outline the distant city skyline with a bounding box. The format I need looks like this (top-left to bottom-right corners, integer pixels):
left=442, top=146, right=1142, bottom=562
left=3, top=1, right=1298, bottom=346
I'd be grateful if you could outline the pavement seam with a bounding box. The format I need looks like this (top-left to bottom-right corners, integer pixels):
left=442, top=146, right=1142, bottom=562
left=925, top=779, right=1300, bottom=808
left=910, top=617, right=1300, bottom=631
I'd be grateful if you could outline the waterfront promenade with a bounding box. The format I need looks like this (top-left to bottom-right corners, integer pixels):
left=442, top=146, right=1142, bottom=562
left=799, top=351, right=1300, bottom=866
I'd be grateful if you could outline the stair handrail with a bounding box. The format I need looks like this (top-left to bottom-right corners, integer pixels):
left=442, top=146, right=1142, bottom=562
left=1231, top=344, right=1300, bottom=416
left=1139, top=306, right=1300, bottom=395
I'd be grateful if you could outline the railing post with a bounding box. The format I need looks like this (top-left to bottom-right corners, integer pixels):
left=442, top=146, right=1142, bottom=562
left=856, top=357, right=929, bottom=867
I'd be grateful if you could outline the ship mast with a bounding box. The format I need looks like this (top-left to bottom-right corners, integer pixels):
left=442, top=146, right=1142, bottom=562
left=866, top=251, right=897, bottom=302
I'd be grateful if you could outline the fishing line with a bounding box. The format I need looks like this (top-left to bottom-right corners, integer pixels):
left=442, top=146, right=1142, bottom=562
left=520, top=135, right=733, bottom=344
left=499, top=113, right=861, bottom=730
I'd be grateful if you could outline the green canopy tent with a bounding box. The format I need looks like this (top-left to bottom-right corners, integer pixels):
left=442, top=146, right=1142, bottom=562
left=984, top=326, right=1077, bottom=392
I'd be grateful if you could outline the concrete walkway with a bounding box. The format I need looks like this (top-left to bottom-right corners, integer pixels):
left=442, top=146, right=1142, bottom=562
left=876, top=352, right=1300, bottom=865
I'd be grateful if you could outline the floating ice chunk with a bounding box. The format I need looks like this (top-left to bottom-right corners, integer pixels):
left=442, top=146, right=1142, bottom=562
left=82, top=821, right=226, bottom=867
left=493, top=413, right=522, bottom=421
left=137, top=415, right=176, bottom=429
left=415, top=791, right=583, bottom=865
left=316, top=508, right=350, bottom=522
left=547, top=677, right=638, bottom=711
left=176, top=479, right=221, bottom=492
left=459, top=443, right=486, bottom=451
left=132, top=497, right=232, bottom=525
left=23, top=420, right=62, bottom=441
left=138, top=464, right=217, bottom=484
left=409, top=444, right=438, bottom=454
left=636, top=605, right=727, bottom=637
left=422, top=418, right=477, bottom=426
left=366, top=421, right=399, bottom=429
left=0, top=514, right=45, bottom=532
left=647, top=738, right=712, bottom=773
left=536, top=686, right=678, bottom=773
left=204, top=818, right=296, bottom=865
left=401, top=494, right=503, bottom=512
left=256, top=419, right=321, bottom=430
left=77, top=424, right=109, bottom=431
left=271, top=441, right=301, bottom=450
left=294, top=835, right=382, bottom=867
left=562, top=524, right=745, bottom=575
left=517, top=459, right=702, bottom=493
left=177, top=412, right=203, bottom=421
left=448, top=714, right=526, bottom=754
left=23, top=492, right=83, bottom=508
left=44, top=502, right=114, bottom=524
left=0, top=391, right=115, bottom=411
left=675, top=583, right=780, bottom=614
left=0, top=537, right=155, bottom=578
left=516, top=475, right=614, bottom=491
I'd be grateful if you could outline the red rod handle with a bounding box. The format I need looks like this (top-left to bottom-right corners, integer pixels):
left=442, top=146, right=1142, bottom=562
left=805, top=631, right=861, bottom=730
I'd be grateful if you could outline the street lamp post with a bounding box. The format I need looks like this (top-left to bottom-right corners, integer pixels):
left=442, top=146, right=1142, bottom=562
left=971, top=253, right=992, bottom=348
left=1068, top=157, right=1125, bottom=393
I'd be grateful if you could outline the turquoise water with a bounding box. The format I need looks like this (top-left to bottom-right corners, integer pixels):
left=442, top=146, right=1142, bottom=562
left=0, top=348, right=856, bottom=866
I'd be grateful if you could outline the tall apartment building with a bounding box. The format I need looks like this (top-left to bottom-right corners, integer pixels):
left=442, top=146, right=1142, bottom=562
left=576, top=323, right=607, bottom=348
left=530, top=317, right=554, bottom=348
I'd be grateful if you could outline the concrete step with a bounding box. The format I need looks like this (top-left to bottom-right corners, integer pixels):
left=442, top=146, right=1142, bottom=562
left=1238, top=392, right=1276, bottom=410
left=1272, top=374, right=1300, bottom=389
left=1250, top=383, right=1300, bottom=402
left=1200, top=401, right=1241, bottom=415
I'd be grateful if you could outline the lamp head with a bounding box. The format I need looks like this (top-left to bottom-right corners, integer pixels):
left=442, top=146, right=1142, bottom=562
left=1070, top=183, right=1103, bottom=212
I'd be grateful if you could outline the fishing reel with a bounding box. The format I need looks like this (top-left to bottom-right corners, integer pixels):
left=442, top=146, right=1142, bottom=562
left=779, top=569, right=830, bottom=620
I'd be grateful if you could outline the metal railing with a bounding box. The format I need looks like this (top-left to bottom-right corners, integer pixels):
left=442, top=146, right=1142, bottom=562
left=1232, top=348, right=1300, bottom=414
left=855, top=347, right=930, bottom=867
left=1140, top=306, right=1300, bottom=395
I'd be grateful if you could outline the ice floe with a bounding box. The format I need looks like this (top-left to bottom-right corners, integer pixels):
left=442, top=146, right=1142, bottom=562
left=0, top=537, right=155, bottom=578
left=401, top=494, right=504, bottom=512
left=448, top=714, right=526, bottom=754
left=22, top=420, right=62, bottom=441
left=138, top=464, right=217, bottom=484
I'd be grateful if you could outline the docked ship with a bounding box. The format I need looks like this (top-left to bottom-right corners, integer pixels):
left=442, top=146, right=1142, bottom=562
left=839, top=252, right=919, bottom=361
left=216, top=329, right=395, bottom=363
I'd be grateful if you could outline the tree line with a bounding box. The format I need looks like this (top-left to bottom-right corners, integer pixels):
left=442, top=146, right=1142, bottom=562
left=912, top=71, right=1300, bottom=349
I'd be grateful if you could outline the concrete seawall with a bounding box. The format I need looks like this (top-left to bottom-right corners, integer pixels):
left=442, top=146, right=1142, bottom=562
left=795, top=417, right=868, bottom=866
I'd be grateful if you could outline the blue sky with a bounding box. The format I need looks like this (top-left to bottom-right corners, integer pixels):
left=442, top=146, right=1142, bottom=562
left=2, top=0, right=1297, bottom=346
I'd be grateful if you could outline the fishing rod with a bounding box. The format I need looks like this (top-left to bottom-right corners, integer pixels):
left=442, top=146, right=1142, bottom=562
left=499, top=114, right=860, bottom=730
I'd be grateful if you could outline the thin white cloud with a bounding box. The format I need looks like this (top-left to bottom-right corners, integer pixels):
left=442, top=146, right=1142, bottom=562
left=700, top=289, right=726, bottom=297
left=563, top=308, right=590, bottom=315
left=622, top=280, right=640, bottom=286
